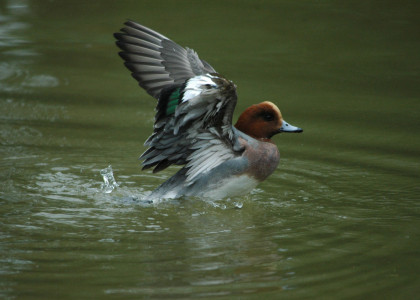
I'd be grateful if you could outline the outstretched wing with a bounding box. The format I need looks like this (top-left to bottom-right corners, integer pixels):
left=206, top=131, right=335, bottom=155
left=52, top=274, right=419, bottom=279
left=114, top=21, right=216, bottom=99
left=140, top=73, right=244, bottom=184
left=115, top=22, right=244, bottom=184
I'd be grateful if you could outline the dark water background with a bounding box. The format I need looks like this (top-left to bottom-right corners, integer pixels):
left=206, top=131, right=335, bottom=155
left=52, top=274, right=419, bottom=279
left=1, top=0, right=419, bottom=299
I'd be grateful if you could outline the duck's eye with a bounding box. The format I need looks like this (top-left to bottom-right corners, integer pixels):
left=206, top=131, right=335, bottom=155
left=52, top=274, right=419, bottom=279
left=263, top=113, right=274, bottom=121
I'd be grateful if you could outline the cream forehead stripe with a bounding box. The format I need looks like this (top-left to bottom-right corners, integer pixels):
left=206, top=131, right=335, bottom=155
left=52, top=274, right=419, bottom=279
left=261, top=101, right=282, bottom=117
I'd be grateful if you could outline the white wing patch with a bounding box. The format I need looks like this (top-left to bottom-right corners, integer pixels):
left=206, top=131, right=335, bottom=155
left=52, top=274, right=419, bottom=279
left=182, top=74, right=218, bottom=103
left=139, top=71, right=238, bottom=175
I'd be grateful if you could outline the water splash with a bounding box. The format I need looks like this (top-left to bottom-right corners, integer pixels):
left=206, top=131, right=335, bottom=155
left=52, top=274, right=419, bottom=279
left=100, top=165, right=119, bottom=194
left=234, top=202, right=243, bottom=209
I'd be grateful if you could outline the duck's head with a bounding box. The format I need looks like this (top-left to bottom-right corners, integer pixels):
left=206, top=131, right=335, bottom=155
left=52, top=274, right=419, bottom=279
left=234, top=101, right=303, bottom=141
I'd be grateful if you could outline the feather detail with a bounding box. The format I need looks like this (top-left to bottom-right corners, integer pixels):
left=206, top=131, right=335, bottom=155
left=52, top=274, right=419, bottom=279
left=116, top=21, right=241, bottom=182
left=139, top=73, right=239, bottom=176
left=115, top=21, right=216, bottom=99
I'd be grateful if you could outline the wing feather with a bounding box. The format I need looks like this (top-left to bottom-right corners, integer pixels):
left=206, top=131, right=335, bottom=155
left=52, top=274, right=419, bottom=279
left=115, top=21, right=243, bottom=183
left=115, top=21, right=216, bottom=99
left=140, top=73, right=241, bottom=180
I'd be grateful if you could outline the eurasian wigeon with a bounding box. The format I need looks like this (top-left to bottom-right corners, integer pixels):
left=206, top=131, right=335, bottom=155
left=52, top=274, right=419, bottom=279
left=114, top=21, right=302, bottom=200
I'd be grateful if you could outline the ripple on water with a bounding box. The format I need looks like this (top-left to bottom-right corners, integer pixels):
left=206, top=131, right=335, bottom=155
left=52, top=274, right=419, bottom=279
left=0, top=62, right=28, bottom=92
left=22, top=74, right=59, bottom=88
left=0, top=62, right=59, bottom=93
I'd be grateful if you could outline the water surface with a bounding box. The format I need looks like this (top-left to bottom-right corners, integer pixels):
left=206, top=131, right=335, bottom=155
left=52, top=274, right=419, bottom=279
left=1, top=0, right=419, bottom=299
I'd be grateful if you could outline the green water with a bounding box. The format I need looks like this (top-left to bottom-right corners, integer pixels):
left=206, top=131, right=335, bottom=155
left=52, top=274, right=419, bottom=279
left=1, top=0, right=419, bottom=299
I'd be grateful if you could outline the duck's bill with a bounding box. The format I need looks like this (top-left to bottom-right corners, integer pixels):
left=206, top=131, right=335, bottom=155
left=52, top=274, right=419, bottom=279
left=279, top=120, right=303, bottom=133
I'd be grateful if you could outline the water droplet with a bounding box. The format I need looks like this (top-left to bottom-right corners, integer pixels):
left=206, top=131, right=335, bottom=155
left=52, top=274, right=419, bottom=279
left=100, top=165, right=119, bottom=193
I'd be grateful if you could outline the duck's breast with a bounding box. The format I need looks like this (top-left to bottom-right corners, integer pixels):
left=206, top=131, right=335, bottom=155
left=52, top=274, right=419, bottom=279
left=241, top=137, right=280, bottom=181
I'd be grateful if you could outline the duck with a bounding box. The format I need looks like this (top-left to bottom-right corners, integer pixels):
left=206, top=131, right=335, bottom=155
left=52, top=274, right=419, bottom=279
left=114, top=21, right=303, bottom=200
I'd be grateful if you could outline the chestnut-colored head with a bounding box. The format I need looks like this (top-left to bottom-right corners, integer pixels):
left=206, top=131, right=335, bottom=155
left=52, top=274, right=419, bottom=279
left=234, top=101, right=302, bottom=141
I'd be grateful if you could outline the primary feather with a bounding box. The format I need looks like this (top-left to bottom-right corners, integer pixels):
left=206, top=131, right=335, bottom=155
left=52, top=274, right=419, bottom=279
left=114, top=21, right=216, bottom=99
left=115, top=22, right=242, bottom=183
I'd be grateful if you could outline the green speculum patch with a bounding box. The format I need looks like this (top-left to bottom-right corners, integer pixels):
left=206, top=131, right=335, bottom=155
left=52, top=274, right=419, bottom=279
left=166, top=88, right=181, bottom=115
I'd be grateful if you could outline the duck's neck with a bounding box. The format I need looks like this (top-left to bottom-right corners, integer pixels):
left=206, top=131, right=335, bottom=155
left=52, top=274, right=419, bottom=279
left=234, top=124, right=273, bottom=143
